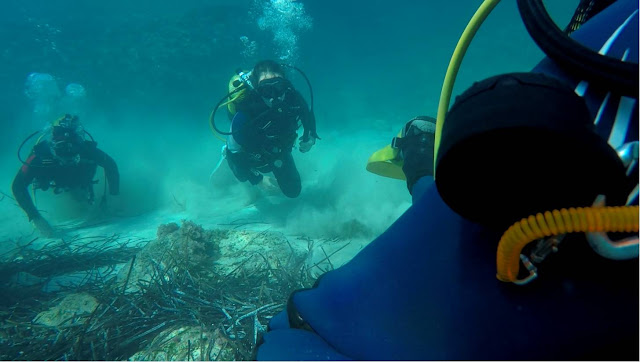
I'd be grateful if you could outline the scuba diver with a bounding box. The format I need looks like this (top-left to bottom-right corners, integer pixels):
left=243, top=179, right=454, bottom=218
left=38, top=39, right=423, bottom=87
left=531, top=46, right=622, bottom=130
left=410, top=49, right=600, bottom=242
left=12, top=114, right=120, bottom=237
left=366, top=115, right=438, bottom=196
left=210, top=60, right=319, bottom=198
left=256, top=0, right=638, bottom=360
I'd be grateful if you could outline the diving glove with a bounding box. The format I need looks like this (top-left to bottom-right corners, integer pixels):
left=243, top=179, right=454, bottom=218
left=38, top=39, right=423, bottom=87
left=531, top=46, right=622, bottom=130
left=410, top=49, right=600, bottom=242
left=395, top=116, right=436, bottom=194
left=299, top=136, right=316, bottom=153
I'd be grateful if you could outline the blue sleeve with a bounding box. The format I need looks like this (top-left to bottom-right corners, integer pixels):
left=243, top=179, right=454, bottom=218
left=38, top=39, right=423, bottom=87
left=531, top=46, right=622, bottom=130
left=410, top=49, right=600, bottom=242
left=260, top=180, right=637, bottom=360
left=256, top=2, right=640, bottom=360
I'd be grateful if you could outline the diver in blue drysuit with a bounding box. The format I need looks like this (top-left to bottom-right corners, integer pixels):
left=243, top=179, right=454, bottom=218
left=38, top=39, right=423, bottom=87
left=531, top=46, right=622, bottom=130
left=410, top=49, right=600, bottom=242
left=256, top=0, right=639, bottom=360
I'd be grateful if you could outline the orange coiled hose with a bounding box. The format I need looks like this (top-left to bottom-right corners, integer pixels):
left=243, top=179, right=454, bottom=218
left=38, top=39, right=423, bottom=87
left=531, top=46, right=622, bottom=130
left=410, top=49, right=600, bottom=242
left=496, top=205, right=639, bottom=282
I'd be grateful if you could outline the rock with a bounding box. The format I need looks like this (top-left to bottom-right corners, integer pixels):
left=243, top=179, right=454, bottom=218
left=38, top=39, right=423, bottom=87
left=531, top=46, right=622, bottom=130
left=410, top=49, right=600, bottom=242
left=33, top=293, right=98, bottom=327
left=116, top=220, right=227, bottom=293
left=8, top=272, right=47, bottom=287
left=213, top=229, right=308, bottom=277
left=129, top=327, right=235, bottom=361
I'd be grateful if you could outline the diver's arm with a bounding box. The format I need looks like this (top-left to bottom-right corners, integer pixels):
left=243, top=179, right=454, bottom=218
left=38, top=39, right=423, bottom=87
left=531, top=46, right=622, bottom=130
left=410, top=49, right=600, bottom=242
left=303, top=111, right=318, bottom=142
left=295, top=91, right=318, bottom=142
left=92, top=148, right=120, bottom=195
left=11, top=166, right=39, bottom=221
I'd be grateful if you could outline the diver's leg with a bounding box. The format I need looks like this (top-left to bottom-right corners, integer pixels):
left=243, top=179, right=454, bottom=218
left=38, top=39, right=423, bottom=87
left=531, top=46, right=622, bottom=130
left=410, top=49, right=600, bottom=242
left=227, top=151, right=264, bottom=184
left=226, top=151, right=247, bottom=182
left=272, top=152, right=301, bottom=198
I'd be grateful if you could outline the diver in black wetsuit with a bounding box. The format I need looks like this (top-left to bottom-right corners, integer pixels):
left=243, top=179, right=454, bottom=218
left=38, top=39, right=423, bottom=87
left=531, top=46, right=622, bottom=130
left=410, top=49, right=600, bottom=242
left=12, top=114, right=119, bottom=237
left=224, top=60, right=319, bottom=198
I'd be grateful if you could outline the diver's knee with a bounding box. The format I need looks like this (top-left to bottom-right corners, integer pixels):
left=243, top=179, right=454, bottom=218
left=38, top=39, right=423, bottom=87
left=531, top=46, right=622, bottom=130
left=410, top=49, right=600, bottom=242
left=281, top=182, right=301, bottom=198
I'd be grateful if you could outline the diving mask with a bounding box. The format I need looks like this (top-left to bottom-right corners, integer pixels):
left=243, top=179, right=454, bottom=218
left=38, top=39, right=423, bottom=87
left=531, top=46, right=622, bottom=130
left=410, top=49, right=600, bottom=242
left=51, top=115, right=83, bottom=160
left=257, top=77, right=292, bottom=106
left=52, top=136, right=82, bottom=161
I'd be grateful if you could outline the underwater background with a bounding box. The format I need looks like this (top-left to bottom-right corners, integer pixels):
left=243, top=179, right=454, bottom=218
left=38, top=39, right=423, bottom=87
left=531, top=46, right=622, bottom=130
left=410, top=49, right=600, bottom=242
left=0, top=0, right=580, bottom=358
left=0, top=0, right=578, bottom=241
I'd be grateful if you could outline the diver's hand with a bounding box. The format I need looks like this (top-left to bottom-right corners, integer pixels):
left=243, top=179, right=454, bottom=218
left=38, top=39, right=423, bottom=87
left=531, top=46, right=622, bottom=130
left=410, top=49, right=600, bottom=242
left=258, top=175, right=280, bottom=194
left=32, top=215, right=55, bottom=238
left=299, top=137, right=316, bottom=153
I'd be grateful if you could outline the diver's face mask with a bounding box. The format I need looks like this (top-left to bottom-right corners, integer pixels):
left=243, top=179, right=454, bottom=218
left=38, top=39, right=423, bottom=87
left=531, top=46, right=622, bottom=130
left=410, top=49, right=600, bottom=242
left=51, top=124, right=82, bottom=161
left=257, top=77, right=292, bottom=107
left=53, top=140, right=80, bottom=160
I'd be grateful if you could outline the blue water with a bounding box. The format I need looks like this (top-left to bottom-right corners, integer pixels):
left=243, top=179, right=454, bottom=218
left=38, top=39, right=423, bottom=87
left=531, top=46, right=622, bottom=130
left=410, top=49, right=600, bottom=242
left=0, top=0, right=579, bottom=253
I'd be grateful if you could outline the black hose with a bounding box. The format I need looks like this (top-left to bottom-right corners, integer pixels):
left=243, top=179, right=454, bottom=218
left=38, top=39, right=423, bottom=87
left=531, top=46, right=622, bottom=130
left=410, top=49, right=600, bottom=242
left=210, top=93, right=236, bottom=136
left=518, top=0, right=638, bottom=98
left=283, top=64, right=315, bottom=113
left=84, top=129, right=95, bottom=142
left=565, top=0, right=618, bottom=34
left=17, top=130, right=41, bottom=165
left=18, top=128, right=95, bottom=167
left=209, top=85, right=252, bottom=136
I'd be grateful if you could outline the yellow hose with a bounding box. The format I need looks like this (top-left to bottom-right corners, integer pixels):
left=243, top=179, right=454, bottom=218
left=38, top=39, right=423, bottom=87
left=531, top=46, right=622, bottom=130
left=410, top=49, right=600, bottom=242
left=434, top=0, right=501, bottom=176
left=496, top=205, right=640, bottom=282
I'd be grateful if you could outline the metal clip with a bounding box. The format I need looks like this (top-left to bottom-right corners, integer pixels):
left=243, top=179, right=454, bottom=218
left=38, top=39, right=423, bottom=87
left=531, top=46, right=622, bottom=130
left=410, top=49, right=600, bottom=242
left=530, top=234, right=564, bottom=263
left=586, top=195, right=639, bottom=260
left=514, top=254, right=538, bottom=285
left=514, top=234, right=565, bottom=285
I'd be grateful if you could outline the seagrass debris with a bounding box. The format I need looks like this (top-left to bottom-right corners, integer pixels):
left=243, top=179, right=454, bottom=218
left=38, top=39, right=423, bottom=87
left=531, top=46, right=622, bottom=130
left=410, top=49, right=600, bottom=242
left=0, top=219, right=346, bottom=360
left=0, top=233, right=147, bottom=287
